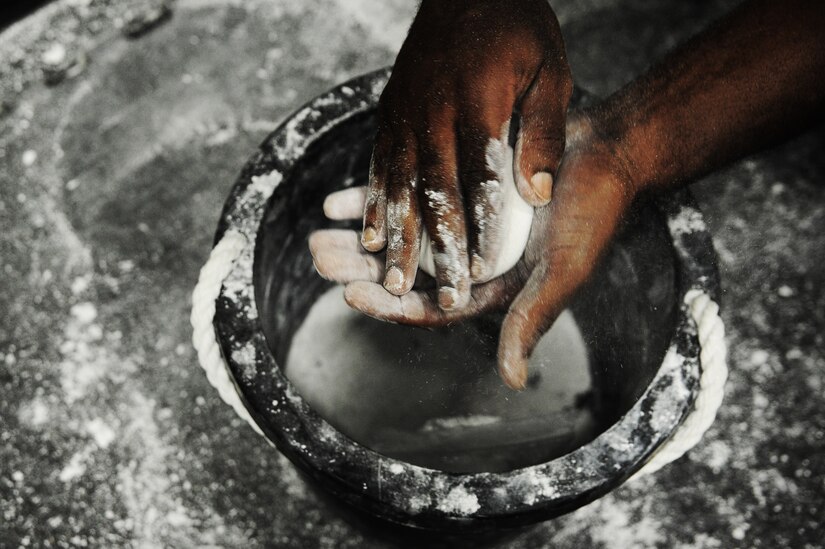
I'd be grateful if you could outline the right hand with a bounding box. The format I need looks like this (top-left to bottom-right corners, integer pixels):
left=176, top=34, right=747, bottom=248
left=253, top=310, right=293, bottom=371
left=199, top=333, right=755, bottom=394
left=361, top=0, right=572, bottom=312
left=315, top=114, right=638, bottom=389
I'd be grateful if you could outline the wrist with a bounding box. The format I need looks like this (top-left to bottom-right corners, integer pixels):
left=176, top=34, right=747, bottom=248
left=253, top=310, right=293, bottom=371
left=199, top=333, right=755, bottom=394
left=581, top=88, right=682, bottom=196
left=566, top=110, right=642, bottom=201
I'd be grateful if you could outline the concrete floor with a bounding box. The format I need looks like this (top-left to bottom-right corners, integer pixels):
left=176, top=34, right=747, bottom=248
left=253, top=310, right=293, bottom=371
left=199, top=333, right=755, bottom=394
left=1, top=0, right=823, bottom=547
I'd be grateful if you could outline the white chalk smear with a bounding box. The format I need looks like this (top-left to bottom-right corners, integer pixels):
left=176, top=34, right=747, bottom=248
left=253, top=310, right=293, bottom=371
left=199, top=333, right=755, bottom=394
left=418, top=120, right=533, bottom=281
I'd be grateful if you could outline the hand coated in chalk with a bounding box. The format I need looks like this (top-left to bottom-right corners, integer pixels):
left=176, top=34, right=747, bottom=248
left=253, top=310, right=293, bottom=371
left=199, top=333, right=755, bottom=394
left=418, top=125, right=534, bottom=284
left=363, top=0, right=571, bottom=310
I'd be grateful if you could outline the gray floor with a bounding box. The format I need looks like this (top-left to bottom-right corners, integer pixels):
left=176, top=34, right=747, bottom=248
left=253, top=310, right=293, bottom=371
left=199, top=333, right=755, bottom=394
left=1, top=0, right=823, bottom=547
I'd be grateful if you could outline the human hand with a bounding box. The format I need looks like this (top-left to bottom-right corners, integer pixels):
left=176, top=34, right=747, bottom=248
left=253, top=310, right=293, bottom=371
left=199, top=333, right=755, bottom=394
left=361, top=0, right=572, bottom=312
left=313, top=115, right=637, bottom=389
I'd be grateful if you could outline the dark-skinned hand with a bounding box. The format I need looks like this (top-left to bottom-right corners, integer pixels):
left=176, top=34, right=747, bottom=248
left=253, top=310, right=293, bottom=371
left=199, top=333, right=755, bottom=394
left=312, top=115, right=635, bottom=389
left=361, top=0, right=572, bottom=312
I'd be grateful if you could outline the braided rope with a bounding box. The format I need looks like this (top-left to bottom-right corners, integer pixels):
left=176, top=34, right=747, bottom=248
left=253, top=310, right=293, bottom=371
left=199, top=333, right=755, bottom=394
left=190, top=230, right=263, bottom=436
left=633, top=289, right=728, bottom=477
left=191, top=234, right=727, bottom=474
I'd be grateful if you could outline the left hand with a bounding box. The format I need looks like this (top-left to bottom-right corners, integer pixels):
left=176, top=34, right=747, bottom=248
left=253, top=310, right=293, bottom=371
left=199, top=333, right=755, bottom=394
left=312, top=115, right=638, bottom=389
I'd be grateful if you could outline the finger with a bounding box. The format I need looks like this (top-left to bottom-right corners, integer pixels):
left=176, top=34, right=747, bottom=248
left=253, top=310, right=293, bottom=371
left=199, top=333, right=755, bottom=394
left=362, top=129, right=392, bottom=251
left=323, top=187, right=367, bottom=221
left=513, top=65, right=572, bottom=206
left=456, top=121, right=505, bottom=283
left=312, top=250, right=384, bottom=283
left=417, top=129, right=471, bottom=311
left=344, top=274, right=516, bottom=328
left=308, top=229, right=365, bottom=257
left=497, top=259, right=579, bottom=390
left=383, top=143, right=421, bottom=295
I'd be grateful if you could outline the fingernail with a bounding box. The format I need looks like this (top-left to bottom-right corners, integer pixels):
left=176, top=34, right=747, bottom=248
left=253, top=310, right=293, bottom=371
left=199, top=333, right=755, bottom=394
left=362, top=226, right=377, bottom=245
left=438, top=286, right=459, bottom=310
left=471, top=254, right=488, bottom=282
left=384, top=266, right=404, bottom=294
left=498, top=348, right=528, bottom=390
left=530, top=172, right=553, bottom=203
left=501, top=361, right=528, bottom=390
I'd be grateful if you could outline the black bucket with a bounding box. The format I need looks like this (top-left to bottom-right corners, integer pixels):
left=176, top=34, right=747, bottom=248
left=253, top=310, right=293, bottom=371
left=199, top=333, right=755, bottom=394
left=203, top=68, right=722, bottom=532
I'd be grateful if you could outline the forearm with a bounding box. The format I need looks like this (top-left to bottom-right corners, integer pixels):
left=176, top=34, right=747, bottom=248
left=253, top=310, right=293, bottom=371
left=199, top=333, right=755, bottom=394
left=588, top=0, right=825, bottom=192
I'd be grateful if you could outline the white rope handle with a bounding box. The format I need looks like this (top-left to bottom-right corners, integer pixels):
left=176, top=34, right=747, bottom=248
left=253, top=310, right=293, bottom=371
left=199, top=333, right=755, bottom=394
left=633, top=288, right=728, bottom=477
left=190, top=230, right=263, bottom=436
left=192, top=233, right=727, bottom=474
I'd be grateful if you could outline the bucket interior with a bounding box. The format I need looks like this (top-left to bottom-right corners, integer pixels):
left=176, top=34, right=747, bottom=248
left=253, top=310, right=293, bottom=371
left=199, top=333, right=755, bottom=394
left=254, top=111, right=678, bottom=473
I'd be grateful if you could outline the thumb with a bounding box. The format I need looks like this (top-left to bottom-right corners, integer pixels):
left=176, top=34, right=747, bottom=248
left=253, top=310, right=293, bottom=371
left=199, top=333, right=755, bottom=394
left=513, top=65, right=572, bottom=206
left=497, top=260, right=573, bottom=390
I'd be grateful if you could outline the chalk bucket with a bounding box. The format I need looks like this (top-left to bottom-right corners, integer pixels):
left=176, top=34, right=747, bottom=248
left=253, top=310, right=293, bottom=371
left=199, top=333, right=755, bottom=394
left=191, top=68, right=727, bottom=532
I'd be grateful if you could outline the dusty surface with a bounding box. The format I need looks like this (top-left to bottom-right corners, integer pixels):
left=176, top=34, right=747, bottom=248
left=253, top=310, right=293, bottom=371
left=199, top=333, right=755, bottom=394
left=0, top=0, right=823, bottom=547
